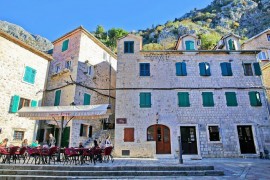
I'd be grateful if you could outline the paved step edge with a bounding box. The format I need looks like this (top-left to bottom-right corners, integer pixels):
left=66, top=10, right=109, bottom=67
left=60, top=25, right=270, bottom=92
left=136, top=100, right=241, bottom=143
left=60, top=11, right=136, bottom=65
left=0, top=170, right=224, bottom=176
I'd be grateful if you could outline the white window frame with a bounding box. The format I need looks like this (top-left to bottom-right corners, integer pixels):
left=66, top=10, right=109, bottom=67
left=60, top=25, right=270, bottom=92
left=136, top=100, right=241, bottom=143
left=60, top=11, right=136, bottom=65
left=206, top=124, right=222, bottom=143
left=13, top=130, right=25, bottom=141
left=258, top=52, right=267, bottom=60
left=55, top=64, right=61, bottom=73
left=65, top=61, right=72, bottom=70
left=81, top=124, right=89, bottom=137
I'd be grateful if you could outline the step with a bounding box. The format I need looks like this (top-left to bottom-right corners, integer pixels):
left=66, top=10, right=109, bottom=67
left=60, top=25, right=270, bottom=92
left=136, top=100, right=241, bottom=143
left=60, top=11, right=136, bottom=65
left=0, top=170, right=224, bottom=176
left=0, top=165, right=215, bottom=171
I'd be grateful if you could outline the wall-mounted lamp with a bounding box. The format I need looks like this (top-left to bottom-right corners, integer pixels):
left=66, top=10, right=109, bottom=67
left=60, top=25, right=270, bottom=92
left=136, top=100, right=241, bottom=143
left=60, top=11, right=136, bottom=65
left=156, top=112, right=159, bottom=124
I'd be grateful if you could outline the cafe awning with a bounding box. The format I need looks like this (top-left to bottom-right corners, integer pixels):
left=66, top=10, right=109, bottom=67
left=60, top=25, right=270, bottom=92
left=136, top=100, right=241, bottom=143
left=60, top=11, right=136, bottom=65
left=18, top=104, right=112, bottom=120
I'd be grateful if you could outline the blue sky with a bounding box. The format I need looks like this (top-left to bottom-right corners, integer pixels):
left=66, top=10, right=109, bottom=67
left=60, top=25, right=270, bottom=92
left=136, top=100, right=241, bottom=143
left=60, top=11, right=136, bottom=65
left=0, top=0, right=213, bottom=41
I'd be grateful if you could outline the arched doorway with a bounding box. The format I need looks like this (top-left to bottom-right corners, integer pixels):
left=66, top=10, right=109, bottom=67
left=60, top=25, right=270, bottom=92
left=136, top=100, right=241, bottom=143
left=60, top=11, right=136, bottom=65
left=147, top=124, right=171, bottom=154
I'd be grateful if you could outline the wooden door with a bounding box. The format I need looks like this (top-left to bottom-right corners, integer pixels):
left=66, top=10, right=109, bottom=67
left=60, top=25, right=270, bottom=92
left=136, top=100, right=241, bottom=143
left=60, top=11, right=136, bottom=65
left=237, top=126, right=256, bottom=154
left=180, top=126, right=198, bottom=154
left=155, top=125, right=171, bottom=154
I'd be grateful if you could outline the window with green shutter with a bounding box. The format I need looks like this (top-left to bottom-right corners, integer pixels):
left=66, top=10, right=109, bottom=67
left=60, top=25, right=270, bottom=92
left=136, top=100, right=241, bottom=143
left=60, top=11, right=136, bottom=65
left=249, top=91, right=262, bottom=106
left=54, top=90, right=61, bottom=106
left=84, top=93, right=91, bottom=105
left=185, top=41, right=195, bottom=50
left=124, top=41, right=134, bottom=53
left=202, top=92, right=214, bottom=107
left=178, top=92, right=190, bottom=107
left=199, top=62, right=211, bottom=76
left=176, top=62, right=187, bottom=76
left=10, top=95, right=20, bottom=113
left=62, top=39, right=69, bottom=52
left=220, top=62, right=233, bottom=76
left=253, top=63, right=261, bottom=76
left=228, top=39, right=236, bottom=50
left=23, top=66, right=36, bottom=84
left=225, top=92, right=238, bottom=106
left=140, top=92, right=151, bottom=108
left=140, top=63, right=150, bottom=76
left=31, top=100, right=38, bottom=107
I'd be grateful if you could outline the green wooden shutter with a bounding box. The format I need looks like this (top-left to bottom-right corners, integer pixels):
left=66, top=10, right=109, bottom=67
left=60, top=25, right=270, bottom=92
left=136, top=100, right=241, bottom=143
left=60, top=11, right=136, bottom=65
left=202, top=92, right=214, bottom=107
left=221, top=63, right=228, bottom=76
left=31, top=100, right=38, bottom=107
left=255, top=92, right=262, bottom=106
left=253, top=63, right=262, bottom=76
left=146, top=93, right=151, bottom=107
left=205, top=62, right=211, bottom=76
left=140, top=93, right=151, bottom=108
left=226, top=63, right=233, bottom=76
left=249, top=91, right=262, bottom=106
left=30, top=68, right=36, bottom=84
left=140, top=93, right=146, bottom=107
left=124, top=41, right=128, bottom=53
left=23, top=66, right=31, bottom=83
left=176, top=62, right=182, bottom=76
left=178, top=92, right=190, bottom=107
left=182, top=62, right=187, bottom=76
left=185, top=41, right=195, bottom=50
left=54, top=90, right=61, bottom=106
left=199, top=63, right=206, bottom=76
left=62, top=39, right=69, bottom=52
left=228, top=39, right=235, bottom=50
left=80, top=124, right=83, bottom=136
left=10, top=95, right=20, bottom=113
left=84, top=93, right=91, bottom=105
left=130, top=41, right=134, bottom=53
left=225, top=92, right=238, bottom=106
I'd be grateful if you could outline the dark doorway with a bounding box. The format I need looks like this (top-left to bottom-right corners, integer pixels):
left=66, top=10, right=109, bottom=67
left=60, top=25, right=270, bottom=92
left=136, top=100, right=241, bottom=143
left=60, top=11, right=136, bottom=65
left=55, top=127, right=70, bottom=148
left=147, top=124, right=171, bottom=154
left=180, top=126, right=198, bottom=154
left=237, top=125, right=256, bottom=154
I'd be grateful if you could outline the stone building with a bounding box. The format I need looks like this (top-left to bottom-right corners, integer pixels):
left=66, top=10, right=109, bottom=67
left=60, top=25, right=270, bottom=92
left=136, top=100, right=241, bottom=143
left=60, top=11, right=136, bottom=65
left=114, top=33, right=270, bottom=158
left=242, top=28, right=270, bottom=104
left=41, top=26, right=117, bottom=147
left=0, top=30, right=52, bottom=146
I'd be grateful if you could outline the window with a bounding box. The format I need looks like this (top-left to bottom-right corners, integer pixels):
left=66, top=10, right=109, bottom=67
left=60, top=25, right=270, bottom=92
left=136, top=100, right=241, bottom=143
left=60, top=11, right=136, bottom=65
left=249, top=91, right=262, bottom=106
left=62, top=39, right=69, bottom=52
left=228, top=39, right=236, bottom=50
left=208, top=126, right=220, bottom=142
left=258, top=52, right=267, bottom=60
left=23, top=66, right=36, bottom=84
left=103, top=52, right=107, bottom=61
left=19, top=98, right=30, bottom=110
left=243, top=63, right=253, bottom=76
left=140, top=63, right=150, bottom=76
left=202, top=92, right=214, bottom=107
left=199, top=62, right=211, bottom=76
left=267, top=34, right=270, bottom=41
left=253, top=62, right=262, bottom=76
left=54, top=90, right=61, bottom=106
left=220, top=62, right=233, bottom=76
left=13, top=131, right=24, bottom=141
left=140, top=92, right=151, bottom=108
left=124, top=41, right=134, bottom=53
left=65, top=61, right=72, bottom=70
left=55, top=64, right=61, bottom=73
left=147, top=126, right=154, bottom=141
left=80, top=124, right=88, bottom=137
left=178, top=92, right=190, bottom=107
left=86, top=66, right=93, bottom=76
left=84, top=93, right=91, bottom=105
left=185, top=40, right=195, bottom=50
left=124, top=128, right=134, bottom=142
left=225, top=92, right=238, bottom=106
left=175, top=62, right=187, bottom=76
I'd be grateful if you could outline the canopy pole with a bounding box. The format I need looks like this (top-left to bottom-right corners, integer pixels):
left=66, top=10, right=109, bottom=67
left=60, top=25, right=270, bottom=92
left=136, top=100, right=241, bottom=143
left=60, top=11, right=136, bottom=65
left=57, top=116, right=64, bottom=161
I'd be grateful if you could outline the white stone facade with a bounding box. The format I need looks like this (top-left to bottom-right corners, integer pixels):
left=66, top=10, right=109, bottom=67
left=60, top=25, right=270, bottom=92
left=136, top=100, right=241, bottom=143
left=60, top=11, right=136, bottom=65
left=115, top=34, right=270, bottom=158
left=43, top=27, right=116, bottom=147
left=0, top=31, right=51, bottom=146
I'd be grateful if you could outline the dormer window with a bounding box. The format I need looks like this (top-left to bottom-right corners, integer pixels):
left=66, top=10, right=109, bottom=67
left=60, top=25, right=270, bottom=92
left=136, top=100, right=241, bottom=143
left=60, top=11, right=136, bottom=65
left=55, top=64, right=61, bottom=73
left=185, top=41, right=195, bottom=50
left=228, top=39, right=236, bottom=50
left=65, top=61, right=72, bottom=70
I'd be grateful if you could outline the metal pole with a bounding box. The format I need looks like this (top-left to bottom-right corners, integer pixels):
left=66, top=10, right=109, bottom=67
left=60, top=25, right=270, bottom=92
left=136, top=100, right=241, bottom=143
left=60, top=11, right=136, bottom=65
left=178, top=136, right=183, bottom=164
left=57, top=116, right=64, bottom=161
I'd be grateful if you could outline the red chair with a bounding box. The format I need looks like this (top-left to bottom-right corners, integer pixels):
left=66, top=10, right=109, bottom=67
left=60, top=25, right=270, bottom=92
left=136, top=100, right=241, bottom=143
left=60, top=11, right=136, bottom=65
left=64, top=148, right=80, bottom=165
left=81, top=148, right=94, bottom=165
left=42, top=146, right=58, bottom=164
left=92, top=147, right=103, bottom=165
left=0, top=146, right=20, bottom=164
left=102, top=146, right=114, bottom=163
left=15, top=147, right=27, bottom=164
left=25, top=147, right=39, bottom=164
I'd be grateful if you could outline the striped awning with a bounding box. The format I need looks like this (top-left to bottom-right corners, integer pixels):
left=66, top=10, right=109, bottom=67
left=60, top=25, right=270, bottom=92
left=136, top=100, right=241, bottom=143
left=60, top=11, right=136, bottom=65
left=18, top=104, right=112, bottom=120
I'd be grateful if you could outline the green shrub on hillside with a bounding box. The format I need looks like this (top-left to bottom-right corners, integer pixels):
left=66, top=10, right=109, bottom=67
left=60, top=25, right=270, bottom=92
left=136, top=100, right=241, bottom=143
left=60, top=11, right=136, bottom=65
left=200, top=32, right=221, bottom=50
left=143, top=43, right=164, bottom=51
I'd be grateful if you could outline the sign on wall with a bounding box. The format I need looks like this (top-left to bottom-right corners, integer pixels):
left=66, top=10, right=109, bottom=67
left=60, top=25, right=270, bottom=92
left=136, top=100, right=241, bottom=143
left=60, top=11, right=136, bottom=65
left=116, top=118, right=127, bottom=124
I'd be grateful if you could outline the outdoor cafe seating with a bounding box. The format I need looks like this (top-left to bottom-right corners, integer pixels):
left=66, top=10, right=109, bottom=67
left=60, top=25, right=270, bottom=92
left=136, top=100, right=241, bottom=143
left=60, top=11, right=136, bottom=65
left=0, top=145, right=114, bottom=165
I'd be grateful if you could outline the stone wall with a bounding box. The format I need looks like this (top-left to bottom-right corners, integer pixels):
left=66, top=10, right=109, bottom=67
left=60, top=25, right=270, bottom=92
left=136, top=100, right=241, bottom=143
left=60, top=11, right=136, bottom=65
left=242, top=30, right=270, bottom=50
left=0, top=35, right=49, bottom=146
left=115, top=34, right=270, bottom=158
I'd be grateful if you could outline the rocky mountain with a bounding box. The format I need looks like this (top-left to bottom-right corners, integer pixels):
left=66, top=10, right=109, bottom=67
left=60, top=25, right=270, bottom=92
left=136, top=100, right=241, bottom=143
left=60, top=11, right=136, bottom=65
left=139, top=0, right=270, bottom=50
left=0, top=20, right=53, bottom=52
